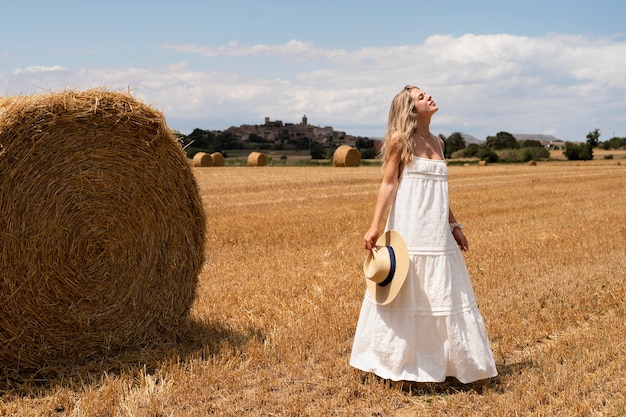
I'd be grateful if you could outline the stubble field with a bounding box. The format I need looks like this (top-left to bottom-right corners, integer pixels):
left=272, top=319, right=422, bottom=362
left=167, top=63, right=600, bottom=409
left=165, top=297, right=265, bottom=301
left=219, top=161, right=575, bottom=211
left=1, top=160, right=625, bottom=416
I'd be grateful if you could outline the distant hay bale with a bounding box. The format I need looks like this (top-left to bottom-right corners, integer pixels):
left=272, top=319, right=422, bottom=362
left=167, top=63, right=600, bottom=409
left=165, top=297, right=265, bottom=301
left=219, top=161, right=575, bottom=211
left=193, top=151, right=213, bottom=167
left=479, top=160, right=488, bottom=166
left=0, top=88, right=206, bottom=369
left=333, top=145, right=361, bottom=167
left=248, top=151, right=267, bottom=167
left=211, top=152, right=225, bottom=167
left=527, top=160, right=537, bottom=166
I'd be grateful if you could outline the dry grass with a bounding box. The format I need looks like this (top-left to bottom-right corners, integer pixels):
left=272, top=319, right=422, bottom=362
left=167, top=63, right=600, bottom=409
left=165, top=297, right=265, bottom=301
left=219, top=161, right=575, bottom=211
left=1, top=161, right=625, bottom=416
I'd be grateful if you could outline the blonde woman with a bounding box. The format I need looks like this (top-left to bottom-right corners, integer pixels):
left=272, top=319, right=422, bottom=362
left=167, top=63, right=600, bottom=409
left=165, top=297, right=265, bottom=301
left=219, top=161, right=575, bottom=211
left=350, top=85, right=497, bottom=384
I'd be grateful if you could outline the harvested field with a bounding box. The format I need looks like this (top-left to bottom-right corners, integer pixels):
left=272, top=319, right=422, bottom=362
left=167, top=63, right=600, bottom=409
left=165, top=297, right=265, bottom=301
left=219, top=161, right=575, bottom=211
left=1, top=161, right=625, bottom=416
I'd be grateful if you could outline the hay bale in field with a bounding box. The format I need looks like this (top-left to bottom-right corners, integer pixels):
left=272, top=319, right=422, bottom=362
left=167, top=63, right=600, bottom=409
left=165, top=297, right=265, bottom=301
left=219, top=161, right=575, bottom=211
left=527, top=160, right=537, bottom=166
left=211, top=152, right=225, bottom=167
left=0, top=88, right=206, bottom=369
left=193, top=151, right=213, bottom=167
left=333, top=145, right=361, bottom=167
left=247, top=151, right=267, bottom=166
left=478, top=160, right=488, bottom=166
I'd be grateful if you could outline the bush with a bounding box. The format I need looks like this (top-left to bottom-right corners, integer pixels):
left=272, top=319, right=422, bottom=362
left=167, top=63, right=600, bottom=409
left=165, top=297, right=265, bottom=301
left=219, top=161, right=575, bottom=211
left=457, top=143, right=482, bottom=158
left=600, top=137, right=626, bottom=150
left=564, top=142, right=593, bottom=160
left=310, top=142, right=326, bottom=159
left=359, top=148, right=379, bottom=159
left=496, top=147, right=550, bottom=162
left=479, top=148, right=499, bottom=163
left=519, top=139, right=544, bottom=148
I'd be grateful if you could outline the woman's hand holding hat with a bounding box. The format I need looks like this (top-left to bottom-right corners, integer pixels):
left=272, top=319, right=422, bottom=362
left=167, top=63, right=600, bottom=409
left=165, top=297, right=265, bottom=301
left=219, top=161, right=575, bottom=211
left=363, top=226, right=380, bottom=251
left=362, top=230, right=410, bottom=305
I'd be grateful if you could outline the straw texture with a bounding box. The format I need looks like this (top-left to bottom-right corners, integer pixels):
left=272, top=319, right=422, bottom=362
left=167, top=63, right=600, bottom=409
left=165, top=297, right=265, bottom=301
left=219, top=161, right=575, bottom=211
left=210, top=152, right=225, bottom=167
left=247, top=151, right=267, bottom=166
left=193, top=151, right=213, bottom=167
left=333, top=145, right=361, bottom=167
left=0, top=88, right=206, bottom=369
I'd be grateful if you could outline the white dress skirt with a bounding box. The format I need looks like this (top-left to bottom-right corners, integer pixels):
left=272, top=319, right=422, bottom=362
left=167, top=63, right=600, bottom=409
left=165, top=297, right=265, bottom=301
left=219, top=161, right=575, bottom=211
left=350, top=157, right=498, bottom=383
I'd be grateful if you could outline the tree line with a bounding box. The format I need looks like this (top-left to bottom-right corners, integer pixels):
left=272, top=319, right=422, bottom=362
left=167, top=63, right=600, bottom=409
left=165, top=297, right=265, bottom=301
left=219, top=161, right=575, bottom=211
left=177, top=127, right=624, bottom=162
left=440, top=129, right=623, bottom=162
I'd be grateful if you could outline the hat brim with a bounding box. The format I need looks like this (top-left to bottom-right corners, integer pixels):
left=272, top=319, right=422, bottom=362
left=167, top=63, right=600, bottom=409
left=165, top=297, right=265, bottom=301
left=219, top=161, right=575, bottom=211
left=364, top=230, right=409, bottom=305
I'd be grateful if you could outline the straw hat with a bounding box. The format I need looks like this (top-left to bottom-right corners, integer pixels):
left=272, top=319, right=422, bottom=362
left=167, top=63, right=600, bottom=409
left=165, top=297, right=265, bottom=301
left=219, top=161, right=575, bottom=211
left=363, top=230, right=409, bottom=305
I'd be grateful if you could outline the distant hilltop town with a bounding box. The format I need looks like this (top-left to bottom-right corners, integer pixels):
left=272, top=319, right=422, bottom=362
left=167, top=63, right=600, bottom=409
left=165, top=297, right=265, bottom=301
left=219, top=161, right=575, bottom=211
left=214, top=115, right=369, bottom=147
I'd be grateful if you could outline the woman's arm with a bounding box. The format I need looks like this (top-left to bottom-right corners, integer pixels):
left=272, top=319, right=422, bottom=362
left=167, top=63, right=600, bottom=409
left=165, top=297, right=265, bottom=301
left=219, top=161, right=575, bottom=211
left=449, top=208, right=469, bottom=251
left=363, top=145, right=402, bottom=250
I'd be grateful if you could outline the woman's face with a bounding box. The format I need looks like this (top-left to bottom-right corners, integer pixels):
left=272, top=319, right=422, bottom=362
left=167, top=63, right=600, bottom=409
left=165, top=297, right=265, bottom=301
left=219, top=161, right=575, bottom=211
left=409, top=88, right=438, bottom=116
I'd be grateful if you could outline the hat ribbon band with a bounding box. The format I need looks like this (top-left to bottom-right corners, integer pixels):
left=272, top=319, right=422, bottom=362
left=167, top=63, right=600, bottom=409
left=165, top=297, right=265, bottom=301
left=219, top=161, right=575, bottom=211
left=378, top=246, right=396, bottom=287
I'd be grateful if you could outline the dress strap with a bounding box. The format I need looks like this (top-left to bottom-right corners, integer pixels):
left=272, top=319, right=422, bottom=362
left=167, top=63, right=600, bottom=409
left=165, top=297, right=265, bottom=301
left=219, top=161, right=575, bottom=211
left=437, top=136, right=445, bottom=160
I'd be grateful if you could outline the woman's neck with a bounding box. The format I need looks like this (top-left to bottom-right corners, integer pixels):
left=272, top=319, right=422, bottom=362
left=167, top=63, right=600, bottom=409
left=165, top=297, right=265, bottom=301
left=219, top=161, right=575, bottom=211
left=413, top=118, right=431, bottom=138
left=413, top=130, right=431, bottom=138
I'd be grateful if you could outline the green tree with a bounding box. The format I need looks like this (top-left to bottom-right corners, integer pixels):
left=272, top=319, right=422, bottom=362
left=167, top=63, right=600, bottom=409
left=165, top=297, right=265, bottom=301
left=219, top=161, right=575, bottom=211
left=360, top=148, right=378, bottom=159
left=279, top=128, right=291, bottom=144
left=442, top=132, right=466, bottom=158
left=247, top=133, right=266, bottom=143
left=310, top=142, right=326, bottom=159
left=215, top=131, right=242, bottom=150
left=356, top=138, right=376, bottom=150
left=296, top=137, right=311, bottom=151
left=486, top=131, right=518, bottom=150
left=600, top=136, right=626, bottom=150
left=519, top=139, right=543, bottom=148
left=479, top=147, right=499, bottom=163
left=183, top=128, right=220, bottom=150
left=586, top=129, right=601, bottom=148
left=461, top=143, right=482, bottom=158
left=564, top=142, right=593, bottom=161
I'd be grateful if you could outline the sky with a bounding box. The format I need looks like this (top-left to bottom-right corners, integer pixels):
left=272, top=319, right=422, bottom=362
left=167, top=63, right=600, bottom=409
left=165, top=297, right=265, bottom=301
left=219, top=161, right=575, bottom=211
left=2, top=0, right=626, bottom=142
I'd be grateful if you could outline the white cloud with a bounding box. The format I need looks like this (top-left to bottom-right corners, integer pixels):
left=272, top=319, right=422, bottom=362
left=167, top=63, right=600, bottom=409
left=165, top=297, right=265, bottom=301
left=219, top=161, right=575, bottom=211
left=162, top=39, right=343, bottom=60
left=2, top=34, right=626, bottom=140
left=13, top=65, right=65, bottom=74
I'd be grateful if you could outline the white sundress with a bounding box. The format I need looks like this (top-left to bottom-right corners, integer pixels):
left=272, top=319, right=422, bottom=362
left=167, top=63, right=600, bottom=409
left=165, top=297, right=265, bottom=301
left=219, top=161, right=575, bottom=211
left=350, top=156, right=498, bottom=383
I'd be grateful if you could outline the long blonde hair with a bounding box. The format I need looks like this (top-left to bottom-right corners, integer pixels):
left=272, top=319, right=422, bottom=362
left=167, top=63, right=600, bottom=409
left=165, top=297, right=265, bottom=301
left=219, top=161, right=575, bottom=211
left=380, top=85, right=419, bottom=170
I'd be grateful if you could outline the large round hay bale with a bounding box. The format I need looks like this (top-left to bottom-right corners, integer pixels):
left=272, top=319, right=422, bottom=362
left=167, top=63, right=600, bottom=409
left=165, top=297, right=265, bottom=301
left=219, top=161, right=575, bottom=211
left=210, top=152, right=225, bottom=167
left=193, top=151, right=213, bottom=167
left=0, top=88, right=206, bottom=368
left=247, top=151, right=267, bottom=167
left=333, top=145, right=361, bottom=167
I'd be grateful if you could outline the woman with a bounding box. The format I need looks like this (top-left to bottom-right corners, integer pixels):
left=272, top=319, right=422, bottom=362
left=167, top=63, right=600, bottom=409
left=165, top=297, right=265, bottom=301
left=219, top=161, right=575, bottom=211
left=350, top=85, right=498, bottom=384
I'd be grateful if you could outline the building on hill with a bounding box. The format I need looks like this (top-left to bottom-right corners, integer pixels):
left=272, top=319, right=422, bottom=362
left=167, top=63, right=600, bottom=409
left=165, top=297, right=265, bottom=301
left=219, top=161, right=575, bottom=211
left=547, top=141, right=566, bottom=150
left=225, top=116, right=357, bottom=147
left=264, top=117, right=283, bottom=128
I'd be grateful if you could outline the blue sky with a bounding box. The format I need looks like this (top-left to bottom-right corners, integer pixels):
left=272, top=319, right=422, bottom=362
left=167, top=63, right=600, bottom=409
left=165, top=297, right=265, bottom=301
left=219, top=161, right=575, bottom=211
left=2, top=0, right=626, bottom=141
